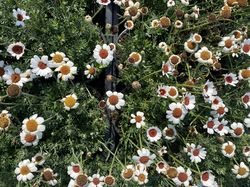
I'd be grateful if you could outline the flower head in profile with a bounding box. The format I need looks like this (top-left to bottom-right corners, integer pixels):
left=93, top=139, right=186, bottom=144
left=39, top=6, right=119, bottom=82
left=13, top=8, right=30, bottom=27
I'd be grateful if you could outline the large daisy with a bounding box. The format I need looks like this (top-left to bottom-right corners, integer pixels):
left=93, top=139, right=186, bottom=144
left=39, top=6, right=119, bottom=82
left=7, top=42, right=25, bottom=60
left=13, top=8, right=30, bottom=27
left=55, top=61, right=77, bottom=81
left=15, top=159, right=37, bottom=182
left=22, top=114, right=45, bottom=134
left=3, top=67, right=28, bottom=87
left=172, top=167, right=192, bottom=187
left=61, top=94, right=79, bottom=111
left=50, top=51, right=69, bottom=67
left=230, top=122, right=245, bottom=137
left=224, top=73, right=238, bottom=86
left=106, top=91, right=125, bottom=111
left=218, top=36, right=236, bottom=53
left=232, top=162, right=249, bottom=179
left=132, top=148, right=156, bottom=166
left=93, top=44, right=113, bottom=65
left=30, top=55, right=53, bottom=78
left=166, top=102, right=187, bottom=124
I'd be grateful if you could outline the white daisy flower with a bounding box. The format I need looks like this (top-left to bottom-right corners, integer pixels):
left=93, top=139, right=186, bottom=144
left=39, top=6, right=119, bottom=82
left=157, top=85, right=168, bottom=98
left=230, top=122, right=245, bottom=138
left=168, top=54, right=181, bottom=66
left=231, top=30, right=243, bottom=42
left=241, top=92, right=250, bottom=109
left=13, top=8, right=30, bottom=27
left=195, top=47, right=213, bottom=64
left=158, top=42, right=167, bottom=50
left=15, top=159, right=37, bottom=182
left=31, top=153, right=45, bottom=166
left=200, top=171, right=217, bottom=187
left=55, top=61, right=77, bottom=81
left=0, top=110, right=11, bottom=131
left=20, top=131, right=42, bottom=146
left=174, top=20, right=183, bottom=29
left=203, top=80, right=217, bottom=99
left=84, top=64, right=96, bottom=79
left=210, top=103, right=228, bottom=118
left=132, top=148, right=156, bottom=166
left=104, top=175, right=116, bottom=186
left=121, top=165, right=135, bottom=181
left=167, top=0, right=175, bottom=7
left=210, top=96, right=223, bottom=109
left=93, top=44, right=114, bottom=65
left=184, top=143, right=196, bottom=153
left=166, top=86, right=179, bottom=99
left=50, top=51, right=69, bottom=67
left=3, top=67, right=28, bottom=87
left=218, top=36, right=236, bottom=53
left=162, top=61, right=175, bottom=77
left=7, top=42, right=25, bottom=60
left=156, top=161, right=168, bottom=174
left=184, top=39, right=198, bottom=53
left=106, top=91, right=125, bottom=111
left=244, top=113, right=250, bottom=128
left=188, top=144, right=207, bottom=163
left=224, top=73, right=238, bottom=86
left=124, top=2, right=141, bottom=20
left=130, top=111, right=145, bottom=128
left=241, top=38, right=250, bottom=56
left=238, top=67, right=250, bottom=81
left=146, top=126, right=162, bottom=142
left=232, top=162, right=249, bottom=179
left=67, top=162, right=82, bottom=179
left=30, top=55, right=53, bottom=78
left=22, top=114, right=45, bottom=134
left=96, top=0, right=111, bottom=5
left=73, top=173, right=88, bottom=187
left=182, top=93, right=196, bottom=110
left=203, top=117, right=219, bottom=134
left=214, top=119, right=230, bottom=136
left=124, top=20, right=134, bottom=30
left=191, top=33, right=202, bottom=44
left=128, top=52, right=142, bottom=66
left=166, top=102, right=187, bottom=124
left=88, top=173, right=105, bottom=187
left=61, top=94, right=79, bottom=111
left=181, top=0, right=189, bottom=6
left=41, top=168, right=58, bottom=186
left=222, top=141, right=236, bottom=158
left=162, top=125, right=177, bottom=141
left=133, top=166, right=149, bottom=185
left=172, top=167, right=192, bottom=187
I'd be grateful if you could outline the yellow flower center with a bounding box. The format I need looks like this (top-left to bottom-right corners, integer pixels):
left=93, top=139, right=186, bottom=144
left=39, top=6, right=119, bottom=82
left=88, top=67, right=96, bottom=75
left=238, top=167, right=247, bottom=176
left=26, top=119, right=38, bottom=132
left=138, top=173, right=146, bottom=182
left=64, top=96, right=76, bottom=108
left=224, top=145, right=234, bottom=154
left=200, top=50, right=211, bottom=60
left=20, top=166, right=30, bottom=175
left=0, top=116, right=10, bottom=129
left=241, top=69, right=250, bottom=79
left=52, top=54, right=63, bottom=63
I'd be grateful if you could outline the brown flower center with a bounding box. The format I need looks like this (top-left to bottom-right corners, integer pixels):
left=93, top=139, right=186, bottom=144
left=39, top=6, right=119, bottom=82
left=138, top=174, right=146, bottom=182
left=93, top=177, right=100, bottom=185
left=207, top=121, right=214, bottom=128
left=243, top=95, right=250, bottom=103
left=233, top=31, right=241, bottom=39
left=72, top=165, right=80, bottom=173
left=162, top=64, right=169, bottom=73
left=184, top=97, right=190, bottom=105
left=238, top=167, right=247, bottom=176
left=0, top=116, right=10, bottom=129
left=60, top=65, right=70, bottom=75
left=200, top=50, right=211, bottom=60
left=7, top=84, right=21, bottom=97
left=243, top=44, right=250, bottom=53
left=225, top=76, right=233, bottom=83
left=104, top=176, right=115, bottom=185
left=52, top=54, right=63, bottom=63
left=168, top=88, right=177, bottom=97
left=194, top=35, right=201, bottom=42
left=12, top=45, right=24, bottom=54
left=178, top=172, right=188, bottom=182
left=76, top=174, right=88, bottom=186
left=129, top=53, right=141, bottom=63
left=11, top=73, right=21, bottom=83
left=26, top=119, right=38, bottom=132
left=20, top=166, right=30, bottom=175
left=17, top=14, right=24, bottom=21
left=88, top=67, right=96, bottom=75
left=99, top=49, right=109, bottom=59
left=42, top=170, right=53, bottom=181
left=158, top=162, right=165, bottom=169
left=172, top=108, right=182, bottom=118
left=64, top=96, right=76, bottom=108
left=123, top=169, right=133, bottom=179
left=108, top=95, right=119, bottom=105
left=202, top=172, right=209, bottom=181
left=159, top=88, right=166, bottom=96
left=24, top=134, right=36, bottom=142
left=35, top=156, right=43, bottom=162
left=160, top=16, right=171, bottom=28
left=148, top=129, right=157, bottom=137
left=217, top=107, right=225, bottom=115
left=170, top=55, right=180, bottom=65
left=217, top=124, right=224, bottom=131
left=225, top=39, right=233, bottom=48
left=38, top=61, right=47, bottom=69
left=187, top=41, right=196, bottom=50
left=165, top=128, right=174, bottom=137
left=166, top=167, right=177, bottom=178
left=135, top=115, right=142, bottom=123
left=224, top=145, right=234, bottom=154
left=192, top=148, right=200, bottom=156
left=128, top=6, right=138, bottom=17
left=234, top=127, right=243, bottom=136
left=139, top=156, right=150, bottom=164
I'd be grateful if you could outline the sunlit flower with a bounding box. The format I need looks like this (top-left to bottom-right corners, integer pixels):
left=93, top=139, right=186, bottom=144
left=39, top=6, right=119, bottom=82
left=84, top=64, right=96, bottom=79
left=241, top=92, right=250, bottom=109
left=210, top=102, right=228, bottom=118
left=214, top=119, right=230, bottom=136
left=61, top=94, right=79, bottom=111
left=191, top=33, right=202, bottom=43
left=32, top=153, right=45, bottom=166
left=146, top=126, right=162, bottom=142
left=162, top=125, right=177, bottom=141
left=182, top=93, right=196, bottom=110
left=13, top=8, right=30, bottom=27
left=230, top=122, right=245, bottom=137
left=15, top=159, right=37, bottom=182
left=67, top=162, right=82, bottom=179
left=232, top=162, right=249, bottom=179
left=218, top=36, right=236, bottom=53
left=161, top=61, right=174, bottom=77
left=241, top=39, right=250, bottom=56
left=93, top=44, right=114, bottom=65
left=41, top=168, right=58, bottom=186
left=20, top=131, right=42, bottom=146
left=188, top=144, right=207, bottom=163
left=150, top=19, right=160, bottom=28
left=132, top=148, right=156, bottom=166
left=203, top=117, right=219, bottom=134
left=55, top=61, right=77, bottom=81
left=238, top=67, right=250, bottom=81
left=3, top=67, right=28, bottom=87
left=222, top=141, right=236, bottom=158
left=172, top=166, right=192, bottom=187
left=7, top=42, right=25, bottom=60
left=124, top=2, right=141, bottom=20
left=195, top=47, right=213, bottom=64
left=223, top=73, right=238, bottom=86
left=30, top=55, right=53, bottom=78
left=184, top=39, right=198, bottom=53
left=200, top=171, right=217, bottom=187
left=88, top=173, right=105, bottom=187
left=166, top=102, right=187, bottom=124
left=121, top=165, right=135, bottom=181
left=133, top=166, right=149, bottom=185
left=0, top=110, right=11, bottom=131
left=96, top=0, right=111, bottom=6
left=128, top=52, right=142, bottom=66
left=106, top=91, right=125, bottom=111
left=50, top=51, right=69, bottom=67
left=22, top=114, right=45, bottom=134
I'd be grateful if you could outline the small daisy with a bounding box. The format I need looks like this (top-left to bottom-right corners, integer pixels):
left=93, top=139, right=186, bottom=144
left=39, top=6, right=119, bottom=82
left=158, top=146, right=168, bottom=156
left=157, top=85, right=168, bottom=98
left=172, top=167, right=192, bottom=187
left=161, top=61, right=174, bottom=77
left=241, top=92, right=250, bottom=109
left=182, top=93, right=196, bottom=110
left=244, top=113, right=250, bottom=128
left=88, top=173, right=105, bottom=187
left=67, top=162, right=82, bottom=179
left=210, top=96, right=223, bottom=109
left=30, top=55, right=53, bottom=78
left=230, top=122, right=245, bottom=137
left=3, top=67, right=28, bottom=87
left=55, top=61, right=77, bottom=81
left=203, top=117, right=219, bottom=134
left=133, top=167, right=149, bottom=185
left=174, top=20, right=183, bottom=28
left=23, top=69, right=36, bottom=82
left=130, top=111, right=145, bottom=128
left=224, top=73, right=238, bottom=86
left=162, top=125, right=177, bottom=141
left=210, top=103, right=228, bottom=118
left=41, top=168, right=58, bottom=186
left=74, top=173, right=88, bottom=186
left=0, top=110, right=11, bottom=131
left=32, top=153, right=45, bottom=166
left=96, top=0, right=111, bottom=5
left=195, top=47, right=213, bottom=64
left=124, top=2, right=141, bottom=20
left=13, top=8, right=30, bottom=27
left=50, top=51, right=69, bottom=67
left=22, top=114, right=45, bottom=134
left=214, top=119, right=230, bottom=136
left=146, top=126, right=162, bottom=142
left=7, top=42, right=25, bottom=60
left=168, top=54, right=181, bottom=66
left=84, top=64, right=96, bottom=79
left=61, top=94, right=79, bottom=111
left=106, top=91, right=125, bottom=111
left=200, top=171, right=216, bottom=187
left=20, top=131, right=42, bottom=146
left=128, top=52, right=142, bottom=66
left=222, top=141, right=236, bottom=158
left=124, top=20, right=134, bottom=30
left=121, top=165, right=135, bottom=181
left=218, top=36, right=236, bottom=53
left=166, top=86, right=179, bottom=99
left=184, top=39, right=198, bottom=53
left=15, top=159, right=37, bottom=182
left=203, top=80, right=217, bottom=99
left=188, top=144, right=207, bottom=163
left=241, top=39, right=250, bottom=56
left=93, top=44, right=113, bottom=65
left=132, top=148, right=156, bottom=166
left=191, top=33, right=202, bottom=44
left=156, top=161, right=169, bottom=174
left=151, top=19, right=160, bottom=28
left=166, top=102, right=187, bottom=124
left=104, top=175, right=116, bottom=186
left=167, top=0, right=176, bottom=8
left=238, top=67, right=250, bottom=81
left=232, top=162, right=249, bottom=179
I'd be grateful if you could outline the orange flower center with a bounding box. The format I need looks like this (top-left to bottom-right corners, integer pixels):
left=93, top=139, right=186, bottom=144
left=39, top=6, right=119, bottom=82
left=178, top=172, right=188, bottom=182
left=241, top=69, right=250, bottom=79
left=187, top=41, right=196, bottom=49
left=135, top=115, right=142, bottom=123
left=167, top=167, right=178, bottom=178
left=99, top=49, right=109, bottom=59
left=225, top=39, right=233, bottom=48
left=60, top=65, right=70, bottom=75
left=38, top=61, right=47, bottom=69
left=234, top=127, right=243, bottom=136
left=123, top=169, right=133, bottom=179
left=172, top=108, right=182, bottom=118
left=162, top=64, right=169, bottom=73
left=238, top=167, right=247, bottom=176
left=76, top=174, right=88, bottom=186
left=26, top=119, right=38, bottom=132
left=20, top=166, right=30, bottom=175
left=108, top=95, right=119, bottom=105
left=148, top=129, right=157, bottom=137
left=129, top=53, right=141, bottom=63
left=160, top=16, right=171, bottom=28
left=64, top=96, right=76, bottom=108
left=168, top=88, right=177, bottom=97
left=11, top=73, right=21, bottom=83
left=0, top=116, right=10, bottom=129
left=200, top=50, right=211, bottom=60
left=52, top=54, right=63, bottom=63
left=24, top=134, right=36, bottom=142
left=138, top=174, right=146, bottom=182
left=139, top=156, right=150, bottom=164
left=194, top=35, right=201, bottom=42
left=224, top=145, right=234, bottom=154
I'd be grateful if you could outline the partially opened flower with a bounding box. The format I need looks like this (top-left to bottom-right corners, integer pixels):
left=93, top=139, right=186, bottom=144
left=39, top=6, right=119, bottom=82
left=132, top=148, right=156, bottom=166
left=191, top=33, right=202, bottom=44
left=218, top=36, right=236, bottom=53
left=22, top=114, right=45, bottom=134
left=125, top=20, right=134, bottom=30
left=55, top=61, right=77, bottom=81
left=187, top=144, right=207, bottom=163
left=168, top=54, right=181, bottom=66
left=162, top=61, right=174, bottom=77
left=121, top=165, right=135, bottom=181
left=30, top=55, right=53, bottom=78
left=156, top=161, right=168, bottom=174
left=7, top=42, right=25, bottom=60
left=3, top=67, right=28, bottom=87
left=61, top=94, right=79, bottom=111
left=182, top=93, right=196, bottom=110
left=200, top=171, right=217, bottom=187
left=222, top=141, right=236, bottom=158
left=157, top=85, right=168, bottom=98
left=162, top=125, right=177, bottom=141
left=174, top=20, right=183, bottom=28
left=93, top=44, right=114, bottom=65
left=84, top=64, right=96, bottom=79
left=159, top=16, right=171, bottom=29
left=232, top=162, right=249, bottom=179
left=166, top=102, right=187, bottom=124
left=88, top=173, right=105, bottom=187
left=13, top=8, right=30, bottom=27
left=223, top=73, right=238, bottom=86
left=32, top=153, right=45, bottom=166
left=241, top=39, right=250, bottom=56
left=106, top=91, right=125, bottom=111
left=181, top=0, right=189, bottom=6
left=20, top=131, right=42, bottom=146
left=166, top=86, right=179, bottom=99
left=184, top=39, right=198, bottom=53
left=230, top=122, right=245, bottom=137
left=104, top=175, right=116, bottom=186
left=67, top=162, right=82, bottom=179
left=41, top=168, right=58, bottom=186
left=241, top=92, right=250, bottom=109
left=172, top=166, right=192, bottom=187
left=0, top=110, right=11, bottom=131
left=96, top=0, right=111, bottom=6
left=15, top=159, right=37, bottom=182
left=146, top=126, right=162, bottom=142
left=128, top=52, right=142, bottom=66
left=133, top=166, right=149, bottom=185
left=195, top=47, right=213, bottom=64
left=50, top=51, right=69, bottom=67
